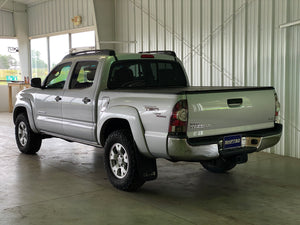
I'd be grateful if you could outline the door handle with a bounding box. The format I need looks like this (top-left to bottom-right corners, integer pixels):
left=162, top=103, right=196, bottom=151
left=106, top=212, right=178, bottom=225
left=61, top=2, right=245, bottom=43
left=55, top=96, right=62, bottom=102
left=82, top=97, right=91, bottom=104
left=227, top=98, right=243, bottom=108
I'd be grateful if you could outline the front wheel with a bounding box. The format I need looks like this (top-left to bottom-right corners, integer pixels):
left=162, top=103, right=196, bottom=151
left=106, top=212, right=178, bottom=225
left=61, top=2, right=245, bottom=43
left=15, top=113, right=42, bottom=154
left=200, top=157, right=236, bottom=173
left=104, top=130, right=145, bottom=191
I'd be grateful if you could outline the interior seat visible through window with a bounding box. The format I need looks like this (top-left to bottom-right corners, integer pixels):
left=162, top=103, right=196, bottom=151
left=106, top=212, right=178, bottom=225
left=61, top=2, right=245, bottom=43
left=108, top=60, right=187, bottom=89
left=69, top=61, right=98, bottom=89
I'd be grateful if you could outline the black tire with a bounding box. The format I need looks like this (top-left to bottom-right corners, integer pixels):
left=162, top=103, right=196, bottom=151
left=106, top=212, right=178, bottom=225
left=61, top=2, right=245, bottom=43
left=15, top=113, right=42, bottom=154
left=104, top=129, right=145, bottom=191
left=200, top=157, right=236, bottom=173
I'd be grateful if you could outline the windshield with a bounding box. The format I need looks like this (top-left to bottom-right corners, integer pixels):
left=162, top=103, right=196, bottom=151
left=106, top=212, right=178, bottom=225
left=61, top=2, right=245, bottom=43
left=108, top=60, right=187, bottom=89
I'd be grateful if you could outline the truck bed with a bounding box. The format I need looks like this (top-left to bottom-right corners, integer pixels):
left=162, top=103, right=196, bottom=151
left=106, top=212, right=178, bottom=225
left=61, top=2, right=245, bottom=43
left=104, top=86, right=276, bottom=140
left=105, top=86, right=274, bottom=94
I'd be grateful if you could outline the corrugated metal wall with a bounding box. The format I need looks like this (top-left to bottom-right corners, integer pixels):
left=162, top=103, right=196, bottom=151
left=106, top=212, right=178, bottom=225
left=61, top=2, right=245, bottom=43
left=0, top=10, right=15, bottom=37
left=28, top=0, right=95, bottom=37
left=115, top=0, right=300, bottom=158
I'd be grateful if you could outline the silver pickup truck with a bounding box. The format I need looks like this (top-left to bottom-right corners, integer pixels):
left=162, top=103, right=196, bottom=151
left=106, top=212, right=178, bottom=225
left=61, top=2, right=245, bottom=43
left=13, top=50, right=282, bottom=191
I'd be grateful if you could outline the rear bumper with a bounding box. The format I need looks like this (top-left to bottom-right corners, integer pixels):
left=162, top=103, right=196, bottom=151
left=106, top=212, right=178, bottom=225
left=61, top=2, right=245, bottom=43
left=167, top=123, right=282, bottom=161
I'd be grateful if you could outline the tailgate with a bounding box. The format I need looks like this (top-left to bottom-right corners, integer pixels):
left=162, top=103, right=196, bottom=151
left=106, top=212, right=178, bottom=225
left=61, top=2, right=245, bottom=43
left=186, top=88, right=275, bottom=138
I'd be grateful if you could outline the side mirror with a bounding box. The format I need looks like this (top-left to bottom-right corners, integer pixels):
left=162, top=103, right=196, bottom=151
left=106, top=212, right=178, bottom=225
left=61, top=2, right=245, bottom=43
left=31, top=78, right=42, bottom=88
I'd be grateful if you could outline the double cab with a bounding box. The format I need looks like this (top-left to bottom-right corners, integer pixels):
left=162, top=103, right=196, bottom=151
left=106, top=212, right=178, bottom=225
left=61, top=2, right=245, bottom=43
left=13, top=50, right=282, bottom=191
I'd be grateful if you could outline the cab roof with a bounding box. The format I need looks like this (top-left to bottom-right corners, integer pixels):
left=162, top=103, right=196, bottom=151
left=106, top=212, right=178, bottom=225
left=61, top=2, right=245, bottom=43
left=62, top=49, right=177, bottom=61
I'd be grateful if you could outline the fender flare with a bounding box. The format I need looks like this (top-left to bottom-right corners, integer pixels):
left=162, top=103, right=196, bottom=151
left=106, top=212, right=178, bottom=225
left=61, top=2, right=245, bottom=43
left=14, top=100, right=38, bottom=133
left=97, top=106, right=153, bottom=158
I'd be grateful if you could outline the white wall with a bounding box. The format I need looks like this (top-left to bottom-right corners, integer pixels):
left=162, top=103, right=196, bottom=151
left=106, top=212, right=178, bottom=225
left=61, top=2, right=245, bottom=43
left=0, top=86, right=20, bottom=112
left=93, top=0, right=115, bottom=49
left=28, top=0, right=96, bottom=37
left=115, top=0, right=300, bottom=159
left=0, top=1, right=28, bottom=37
left=0, top=10, right=15, bottom=37
left=14, top=5, right=31, bottom=80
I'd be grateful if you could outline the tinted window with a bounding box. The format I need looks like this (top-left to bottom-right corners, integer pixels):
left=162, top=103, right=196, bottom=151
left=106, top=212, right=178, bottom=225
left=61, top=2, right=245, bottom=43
left=69, top=61, right=98, bottom=89
left=43, top=63, right=71, bottom=89
left=108, top=60, right=187, bottom=89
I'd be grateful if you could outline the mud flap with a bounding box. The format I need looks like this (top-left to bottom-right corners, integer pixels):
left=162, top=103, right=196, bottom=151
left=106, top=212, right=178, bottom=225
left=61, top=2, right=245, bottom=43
left=135, top=150, right=158, bottom=181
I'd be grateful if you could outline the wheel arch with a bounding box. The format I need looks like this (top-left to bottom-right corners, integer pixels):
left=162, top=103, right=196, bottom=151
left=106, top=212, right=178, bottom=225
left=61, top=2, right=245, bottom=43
left=97, top=106, right=153, bottom=158
left=100, top=118, right=131, bottom=146
left=13, top=106, right=27, bottom=123
left=13, top=104, right=38, bottom=133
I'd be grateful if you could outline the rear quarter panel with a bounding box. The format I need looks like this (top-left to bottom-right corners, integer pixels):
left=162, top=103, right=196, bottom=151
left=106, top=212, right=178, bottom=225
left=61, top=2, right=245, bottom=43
left=99, top=91, right=180, bottom=158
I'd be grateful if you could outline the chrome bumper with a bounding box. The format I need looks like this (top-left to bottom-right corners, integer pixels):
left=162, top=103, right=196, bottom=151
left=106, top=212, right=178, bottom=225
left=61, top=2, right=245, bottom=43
left=256, top=133, right=282, bottom=151
left=167, top=138, right=219, bottom=161
left=167, top=124, right=282, bottom=161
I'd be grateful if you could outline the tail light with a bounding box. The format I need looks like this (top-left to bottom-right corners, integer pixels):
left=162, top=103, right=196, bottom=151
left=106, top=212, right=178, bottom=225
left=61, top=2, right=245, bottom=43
left=169, top=100, right=188, bottom=136
left=274, top=92, right=280, bottom=123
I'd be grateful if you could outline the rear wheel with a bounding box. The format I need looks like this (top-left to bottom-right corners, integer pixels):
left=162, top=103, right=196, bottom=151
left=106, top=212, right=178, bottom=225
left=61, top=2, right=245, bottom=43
left=15, top=113, right=42, bottom=154
left=104, top=130, right=145, bottom=191
left=200, top=157, right=236, bottom=173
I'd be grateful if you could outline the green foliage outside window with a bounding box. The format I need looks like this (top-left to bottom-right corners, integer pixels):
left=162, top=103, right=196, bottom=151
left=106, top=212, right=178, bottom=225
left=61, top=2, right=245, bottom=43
left=31, top=50, right=48, bottom=82
left=0, top=54, right=21, bottom=85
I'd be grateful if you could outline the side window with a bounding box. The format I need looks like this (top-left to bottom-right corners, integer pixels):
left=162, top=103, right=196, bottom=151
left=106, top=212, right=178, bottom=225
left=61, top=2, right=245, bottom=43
left=69, top=61, right=98, bottom=89
left=109, top=63, right=145, bottom=89
left=44, top=63, right=72, bottom=89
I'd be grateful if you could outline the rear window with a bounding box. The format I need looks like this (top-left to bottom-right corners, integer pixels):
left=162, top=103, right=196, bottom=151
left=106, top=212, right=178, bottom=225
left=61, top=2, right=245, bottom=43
left=107, top=60, right=187, bottom=89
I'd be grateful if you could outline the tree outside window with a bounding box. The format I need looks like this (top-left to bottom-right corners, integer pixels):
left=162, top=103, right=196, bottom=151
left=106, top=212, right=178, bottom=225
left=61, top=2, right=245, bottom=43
left=0, top=39, right=20, bottom=85
left=31, top=38, right=48, bottom=82
left=31, top=30, right=96, bottom=82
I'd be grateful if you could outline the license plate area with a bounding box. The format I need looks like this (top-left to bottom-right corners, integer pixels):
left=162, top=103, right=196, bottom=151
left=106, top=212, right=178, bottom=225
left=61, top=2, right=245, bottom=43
left=223, top=135, right=242, bottom=150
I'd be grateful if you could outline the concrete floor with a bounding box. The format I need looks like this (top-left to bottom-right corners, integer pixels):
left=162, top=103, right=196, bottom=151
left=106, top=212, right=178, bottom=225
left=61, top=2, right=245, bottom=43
left=0, top=112, right=300, bottom=225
